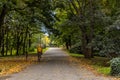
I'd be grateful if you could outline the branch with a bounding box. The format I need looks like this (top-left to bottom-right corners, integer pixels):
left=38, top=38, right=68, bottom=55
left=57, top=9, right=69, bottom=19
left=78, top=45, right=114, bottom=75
left=67, top=1, right=76, bottom=16
left=69, top=0, right=79, bottom=15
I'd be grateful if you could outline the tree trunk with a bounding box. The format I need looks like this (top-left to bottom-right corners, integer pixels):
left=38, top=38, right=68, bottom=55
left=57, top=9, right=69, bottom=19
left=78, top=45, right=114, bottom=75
left=65, top=42, right=69, bottom=50
left=16, top=44, right=19, bottom=55
left=5, top=30, right=9, bottom=56
left=0, top=4, right=8, bottom=26
left=24, top=26, right=29, bottom=60
left=1, top=28, right=5, bottom=56
left=22, top=38, right=26, bottom=55
left=68, top=35, right=71, bottom=48
left=1, top=41, right=5, bottom=56
left=81, top=28, right=93, bottom=58
left=28, top=33, right=32, bottom=48
left=10, top=47, right=13, bottom=56
left=0, top=4, right=8, bottom=57
left=89, top=0, right=95, bottom=58
left=16, top=35, right=20, bottom=56
left=84, top=47, right=92, bottom=58
left=25, top=46, right=28, bottom=61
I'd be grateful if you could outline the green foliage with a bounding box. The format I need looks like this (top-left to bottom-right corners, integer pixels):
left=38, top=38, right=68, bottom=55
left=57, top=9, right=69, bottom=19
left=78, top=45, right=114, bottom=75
left=0, top=0, right=119, bottom=61
left=29, top=46, right=35, bottom=52
left=93, top=35, right=120, bottom=58
left=110, top=58, right=120, bottom=76
left=69, top=42, right=82, bottom=54
left=0, top=0, right=55, bottom=56
left=93, top=14, right=120, bottom=58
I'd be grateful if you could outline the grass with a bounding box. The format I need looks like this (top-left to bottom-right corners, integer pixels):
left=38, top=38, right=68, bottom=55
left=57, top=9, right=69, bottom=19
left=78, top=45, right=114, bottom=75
left=66, top=50, right=84, bottom=57
left=94, top=66, right=110, bottom=75
left=91, top=56, right=111, bottom=75
left=69, top=53, right=84, bottom=57
left=66, top=50, right=111, bottom=76
left=0, top=56, right=35, bottom=76
left=0, top=47, right=49, bottom=76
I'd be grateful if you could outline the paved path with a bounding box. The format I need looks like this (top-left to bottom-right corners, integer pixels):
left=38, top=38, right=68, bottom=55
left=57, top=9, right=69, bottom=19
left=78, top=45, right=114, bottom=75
left=1, top=48, right=113, bottom=80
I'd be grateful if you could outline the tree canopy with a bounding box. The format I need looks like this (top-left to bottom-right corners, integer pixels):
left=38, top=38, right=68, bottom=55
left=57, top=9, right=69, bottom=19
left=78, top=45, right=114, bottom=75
left=0, top=0, right=120, bottom=59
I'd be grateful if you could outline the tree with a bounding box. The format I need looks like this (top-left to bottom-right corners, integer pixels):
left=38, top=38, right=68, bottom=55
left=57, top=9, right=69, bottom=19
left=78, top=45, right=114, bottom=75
left=0, top=0, right=55, bottom=57
left=53, top=0, right=104, bottom=58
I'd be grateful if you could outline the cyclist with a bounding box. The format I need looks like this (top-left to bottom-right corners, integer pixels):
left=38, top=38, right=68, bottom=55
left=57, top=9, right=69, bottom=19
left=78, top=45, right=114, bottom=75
left=37, top=44, right=42, bottom=62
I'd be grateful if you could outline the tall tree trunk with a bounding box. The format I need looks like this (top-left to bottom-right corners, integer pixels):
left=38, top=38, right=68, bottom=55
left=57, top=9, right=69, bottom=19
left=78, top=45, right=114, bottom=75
left=68, top=35, right=71, bottom=48
left=1, top=40, right=5, bottom=56
left=28, top=33, right=32, bottom=48
left=22, top=38, right=26, bottom=55
left=5, top=29, right=9, bottom=56
left=81, top=26, right=93, bottom=58
left=16, top=35, right=20, bottom=56
left=88, top=0, right=95, bottom=58
left=1, top=27, right=5, bottom=56
left=65, top=41, right=69, bottom=50
left=24, top=26, right=29, bottom=60
left=81, top=31, right=88, bottom=58
left=25, top=45, right=28, bottom=61
left=0, top=4, right=8, bottom=26
left=0, top=4, right=8, bottom=55
left=80, top=0, right=95, bottom=58
left=16, top=44, right=19, bottom=55
left=10, top=47, right=13, bottom=56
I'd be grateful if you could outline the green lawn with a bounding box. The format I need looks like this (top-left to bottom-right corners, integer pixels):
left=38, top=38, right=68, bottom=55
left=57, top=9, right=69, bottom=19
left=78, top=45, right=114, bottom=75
left=93, top=65, right=110, bottom=75
left=67, top=51, right=111, bottom=75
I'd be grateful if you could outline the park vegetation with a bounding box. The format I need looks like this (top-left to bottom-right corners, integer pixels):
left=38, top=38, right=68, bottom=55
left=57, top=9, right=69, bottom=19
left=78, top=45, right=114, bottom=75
left=0, top=0, right=120, bottom=77
left=0, top=0, right=52, bottom=57
left=52, top=0, right=120, bottom=76
left=0, top=0, right=52, bottom=76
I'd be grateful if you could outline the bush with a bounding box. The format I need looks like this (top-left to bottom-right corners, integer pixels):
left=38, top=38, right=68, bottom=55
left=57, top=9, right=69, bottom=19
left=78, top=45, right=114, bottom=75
left=69, top=42, right=82, bottom=54
left=110, top=58, right=120, bottom=76
left=29, top=47, right=35, bottom=52
left=92, top=35, right=120, bottom=58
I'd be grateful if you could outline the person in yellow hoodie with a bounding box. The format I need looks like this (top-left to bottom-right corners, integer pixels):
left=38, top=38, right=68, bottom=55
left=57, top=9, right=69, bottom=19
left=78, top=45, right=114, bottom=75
left=37, top=44, right=42, bottom=62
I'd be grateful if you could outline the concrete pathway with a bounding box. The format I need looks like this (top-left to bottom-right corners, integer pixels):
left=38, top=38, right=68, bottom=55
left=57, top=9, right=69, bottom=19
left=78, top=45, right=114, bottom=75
left=0, top=48, right=113, bottom=80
